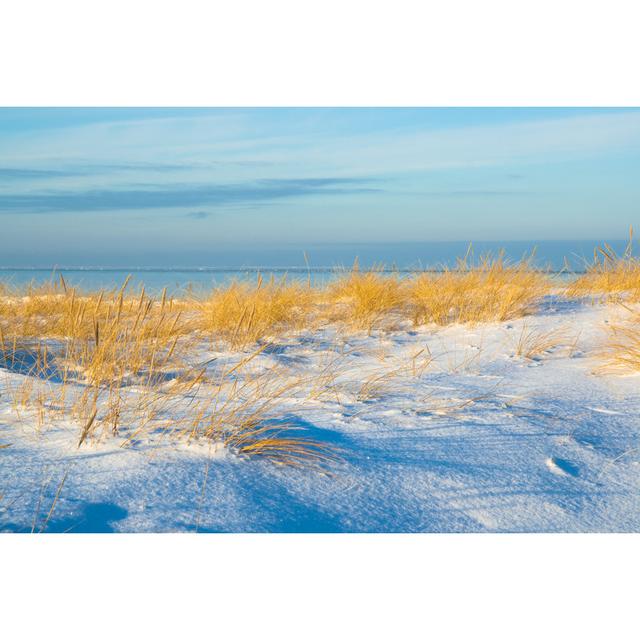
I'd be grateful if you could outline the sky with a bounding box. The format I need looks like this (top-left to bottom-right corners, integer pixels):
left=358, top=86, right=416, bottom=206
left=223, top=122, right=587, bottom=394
left=1, top=107, right=639, bottom=266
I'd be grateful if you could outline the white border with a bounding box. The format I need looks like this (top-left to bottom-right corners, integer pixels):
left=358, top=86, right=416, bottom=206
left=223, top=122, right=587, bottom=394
left=1, top=0, right=640, bottom=105
left=2, top=534, right=639, bottom=638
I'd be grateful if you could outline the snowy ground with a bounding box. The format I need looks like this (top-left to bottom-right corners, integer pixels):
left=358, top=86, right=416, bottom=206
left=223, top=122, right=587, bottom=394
left=1, top=294, right=639, bottom=532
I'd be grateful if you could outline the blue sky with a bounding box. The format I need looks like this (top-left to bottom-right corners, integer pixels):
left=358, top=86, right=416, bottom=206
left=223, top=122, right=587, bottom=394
left=1, top=107, right=639, bottom=266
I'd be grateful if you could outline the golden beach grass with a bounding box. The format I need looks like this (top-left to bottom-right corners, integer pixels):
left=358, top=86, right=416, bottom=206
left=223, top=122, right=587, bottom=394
left=566, top=227, right=640, bottom=302
left=323, top=261, right=406, bottom=333
left=0, top=278, right=333, bottom=464
left=0, top=246, right=566, bottom=463
left=597, top=308, right=640, bottom=374
left=195, top=274, right=317, bottom=349
left=510, top=322, right=573, bottom=360
left=407, top=250, right=551, bottom=326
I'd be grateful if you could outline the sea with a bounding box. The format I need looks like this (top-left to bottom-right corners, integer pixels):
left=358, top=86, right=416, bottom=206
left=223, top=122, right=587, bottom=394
left=0, top=240, right=632, bottom=295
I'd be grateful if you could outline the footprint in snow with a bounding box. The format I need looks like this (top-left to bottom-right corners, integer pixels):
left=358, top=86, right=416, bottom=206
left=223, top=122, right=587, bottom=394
left=546, top=457, right=580, bottom=478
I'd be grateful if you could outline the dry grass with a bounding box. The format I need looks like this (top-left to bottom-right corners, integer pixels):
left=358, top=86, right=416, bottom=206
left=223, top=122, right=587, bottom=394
left=0, top=278, right=335, bottom=466
left=349, top=345, right=433, bottom=402
left=323, top=261, right=406, bottom=333
left=1, top=251, right=552, bottom=350
left=408, top=251, right=551, bottom=326
left=196, top=275, right=317, bottom=349
left=163, top=355, right=340, bottom=467
left=321, top=252, right=550, bottom=332
left=0, top=277, right=198, bottom=443
left=566, top=227, right=640, bottom=303
left=0, top=246, right=569, bottom=466
left=355, top=366, right=408, bottom=402
left=597, top=309, right=640, bottom=374
left=1, top=338, right=339, bottom=466
left=0, top=277, right=195, bottom=345
left=510, top=323, right=574, bottom=360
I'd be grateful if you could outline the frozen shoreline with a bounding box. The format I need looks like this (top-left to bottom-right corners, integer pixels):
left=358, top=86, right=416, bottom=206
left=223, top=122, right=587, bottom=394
left=2, top=295, right=639, bottom=533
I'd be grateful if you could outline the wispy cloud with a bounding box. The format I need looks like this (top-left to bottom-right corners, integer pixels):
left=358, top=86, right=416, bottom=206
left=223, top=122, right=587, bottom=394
left=185, top=211, right=211, bottom=219
left=0, top=167, right=79, bottom=180
left=0, top=160, right=256, bottom=181
left=0, top=177, right=380, bottom=214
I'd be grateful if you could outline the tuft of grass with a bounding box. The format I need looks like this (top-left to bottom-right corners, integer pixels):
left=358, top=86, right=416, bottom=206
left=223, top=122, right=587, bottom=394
left=408, top=250, right=550, bottom=326
left=196, top=275, right=316, bottom=349
left=566, top=227, right=640, bottom=303
left=597, top=309, right=640, bottom=373
left=511, top=323, right=573, bottom=360
left=324, top=261, right=406, bottom=334
left=164, top=352, right=341, bottom=467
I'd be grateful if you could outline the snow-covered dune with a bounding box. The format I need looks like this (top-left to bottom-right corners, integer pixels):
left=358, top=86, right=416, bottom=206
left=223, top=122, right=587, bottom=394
left=2, top=295, right=639, bottom=532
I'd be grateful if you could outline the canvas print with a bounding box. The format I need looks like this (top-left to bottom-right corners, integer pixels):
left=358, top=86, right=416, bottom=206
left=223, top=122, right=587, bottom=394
left=1, top=107, right=639, bottom=532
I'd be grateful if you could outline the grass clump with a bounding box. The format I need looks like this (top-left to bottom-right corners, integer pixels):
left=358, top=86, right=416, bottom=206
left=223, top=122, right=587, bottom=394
left=196, top=275, right=316, bottom=349
left=177, top=359, right=339, bottom=467
left=0, top=276, right=194, bottom=345
left=408, top=251, right=550, bottom=326
left=510, top=323, right=574, bottom=360
left=566, top=228, right=640, bottom=303
left=324, top=261, right=405, bottom=333
left=598, top=310, right=640, bottom=374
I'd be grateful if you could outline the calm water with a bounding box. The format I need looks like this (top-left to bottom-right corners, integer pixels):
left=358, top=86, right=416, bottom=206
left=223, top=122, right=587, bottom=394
left=0, top=240, right=631, bottom=294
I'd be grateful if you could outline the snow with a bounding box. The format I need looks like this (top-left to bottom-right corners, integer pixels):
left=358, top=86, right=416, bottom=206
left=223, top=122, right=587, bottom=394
left=1, top=294, right=640, bottom=532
